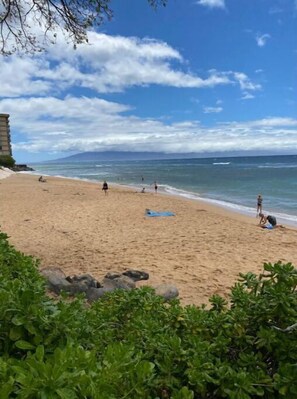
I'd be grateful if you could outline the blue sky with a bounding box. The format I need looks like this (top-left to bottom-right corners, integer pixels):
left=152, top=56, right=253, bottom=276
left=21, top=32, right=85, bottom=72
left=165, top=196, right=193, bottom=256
left=0, top=0, right=296, bottom=163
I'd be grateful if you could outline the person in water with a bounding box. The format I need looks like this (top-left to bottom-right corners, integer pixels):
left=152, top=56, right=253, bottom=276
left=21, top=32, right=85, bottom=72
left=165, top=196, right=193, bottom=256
left=102, top=180, right=108, bottom=195
left=154, top=181, right=158, bottom=193
left=257, top=194, right=263, bottom=216
left=259, top=213, right=284, bottom=229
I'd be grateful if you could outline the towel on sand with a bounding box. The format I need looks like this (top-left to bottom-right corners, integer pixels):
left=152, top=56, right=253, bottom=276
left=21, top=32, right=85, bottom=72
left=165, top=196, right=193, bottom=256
left=145, top=210, right=175, bottom=217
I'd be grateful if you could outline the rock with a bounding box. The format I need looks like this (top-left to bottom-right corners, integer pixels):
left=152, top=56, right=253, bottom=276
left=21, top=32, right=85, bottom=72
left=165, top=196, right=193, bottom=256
left=66, top=282, right=90, bottom=295
left=154, top=284, right=179, bottom=301
left=66, top=273, right=100, bottom=288
left=40, top=267, right=71, bottom=294
left=86, top=287, right=114, bottom=302
left=12, top=164, right=34, bottom=172
left=122, top=270, right=149, bottom=281
left=102, top=275, right=136, bottom=290
left=104, top=272, right=122, bottom=280
left=40, top=267, right=66, bottom=279
left=41, top=268, right=151, bottom=298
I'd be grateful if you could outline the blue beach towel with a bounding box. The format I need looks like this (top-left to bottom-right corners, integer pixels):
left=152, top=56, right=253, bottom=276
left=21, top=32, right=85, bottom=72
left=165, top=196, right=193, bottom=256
left=145, top=210, right=175, bottom=217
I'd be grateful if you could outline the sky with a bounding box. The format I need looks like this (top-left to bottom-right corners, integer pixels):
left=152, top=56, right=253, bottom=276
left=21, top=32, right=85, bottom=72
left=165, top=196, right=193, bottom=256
left=0, top=0, right=296, bottom=163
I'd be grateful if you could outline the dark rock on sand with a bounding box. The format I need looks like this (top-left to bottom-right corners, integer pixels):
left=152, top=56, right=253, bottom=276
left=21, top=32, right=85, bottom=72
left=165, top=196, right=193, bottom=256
left=40, top=267, right=71, bottom=294
left=41, top=267, right=179, bottom=303
left=66, top=273, right=100, bottom=288
left=102, top=275, right=136, bottom=290
left=154, top=284, right=179, bottom=300
left=104, top=272, right=122, bottom=280
left=122, top=269, right=149, bottom=281
left=86, top=287, right=115, bottom=302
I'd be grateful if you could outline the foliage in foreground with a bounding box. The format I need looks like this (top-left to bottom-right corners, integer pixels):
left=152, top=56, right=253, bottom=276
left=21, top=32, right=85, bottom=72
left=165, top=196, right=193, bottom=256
left=0, top=155, right=15, bottom=168
left=0, top=230, right=296, bottom=398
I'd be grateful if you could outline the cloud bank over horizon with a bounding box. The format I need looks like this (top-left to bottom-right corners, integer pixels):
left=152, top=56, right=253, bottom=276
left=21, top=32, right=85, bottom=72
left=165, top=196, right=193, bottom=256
left=2, top=95, right=297, bottom=159
left=1, top=1, right=296, bottom=162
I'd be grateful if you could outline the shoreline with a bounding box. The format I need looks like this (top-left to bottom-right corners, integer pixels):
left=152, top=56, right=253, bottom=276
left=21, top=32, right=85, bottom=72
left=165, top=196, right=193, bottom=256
left=1, top=172, right=297, bottom=306
left=22, top=170, right=297, bottom=228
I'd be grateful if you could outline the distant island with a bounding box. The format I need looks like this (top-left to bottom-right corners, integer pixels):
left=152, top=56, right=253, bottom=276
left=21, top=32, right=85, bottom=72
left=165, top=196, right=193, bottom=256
left=46, top=150, right=296, bottom=163
left=49, top=151, right=203, bottom=162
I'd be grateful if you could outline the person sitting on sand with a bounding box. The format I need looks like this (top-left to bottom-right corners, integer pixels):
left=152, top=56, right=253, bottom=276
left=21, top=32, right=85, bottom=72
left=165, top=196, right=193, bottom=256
left=141, top=187, right=146, bottom=193
left=259, top=213, right=284, bottom=229
left=102, top=180, right=108, bottom=195
left=38, top=176, right=47, bottom=183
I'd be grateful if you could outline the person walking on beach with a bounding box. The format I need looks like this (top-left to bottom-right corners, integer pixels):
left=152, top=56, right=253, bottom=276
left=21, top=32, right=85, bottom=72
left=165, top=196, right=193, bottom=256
left=154, top=181, right=158, bottom=193
left=257, top=194, right=263, bottom=216
left=102, top=180, right=108, bottom=195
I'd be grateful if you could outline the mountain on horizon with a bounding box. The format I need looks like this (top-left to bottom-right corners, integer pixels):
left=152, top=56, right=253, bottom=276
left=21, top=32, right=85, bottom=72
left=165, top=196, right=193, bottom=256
left=47, top=150, right=297, bottom=163
left=50, top=151, right=203, bottom=162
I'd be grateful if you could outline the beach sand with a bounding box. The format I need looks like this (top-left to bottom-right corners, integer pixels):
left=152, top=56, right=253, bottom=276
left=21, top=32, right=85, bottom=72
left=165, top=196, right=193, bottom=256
left=1, top=172, right=297, bottom=306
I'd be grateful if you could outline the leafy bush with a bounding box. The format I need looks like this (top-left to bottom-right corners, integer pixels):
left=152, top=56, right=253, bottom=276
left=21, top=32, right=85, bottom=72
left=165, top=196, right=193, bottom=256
left=0, top=230, right=296, bottom=398
left=0, top=155, right=15, bottom=168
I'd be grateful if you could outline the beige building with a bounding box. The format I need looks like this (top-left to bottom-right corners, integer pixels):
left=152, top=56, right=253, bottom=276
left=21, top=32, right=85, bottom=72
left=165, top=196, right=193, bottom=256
left=0, top=114, right=12, bottom=156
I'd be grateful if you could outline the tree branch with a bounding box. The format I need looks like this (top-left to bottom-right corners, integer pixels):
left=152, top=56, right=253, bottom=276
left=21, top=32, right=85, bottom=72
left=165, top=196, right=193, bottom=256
left=272, top=322, right=297, bottom=333
left=0, top=0, right=168, bottom=55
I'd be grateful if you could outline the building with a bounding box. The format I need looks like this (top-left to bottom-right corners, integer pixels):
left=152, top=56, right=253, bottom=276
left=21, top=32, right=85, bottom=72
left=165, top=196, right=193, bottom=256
left=0, top=114, right=12, bottom=156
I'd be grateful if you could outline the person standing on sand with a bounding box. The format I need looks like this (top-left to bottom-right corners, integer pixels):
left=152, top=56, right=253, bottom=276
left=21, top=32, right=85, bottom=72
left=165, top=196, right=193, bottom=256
left=102, top=180, right=108, bottom=195
left=154, top=181, right=158, bottom=193
left=257, top=194, right=263, bottom=216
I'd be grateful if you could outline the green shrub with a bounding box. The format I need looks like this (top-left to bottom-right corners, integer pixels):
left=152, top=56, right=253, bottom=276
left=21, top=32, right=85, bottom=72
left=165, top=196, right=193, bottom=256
left=0, top=155, right=15, bottom=168
left=0, top=229, right=296, bottom=398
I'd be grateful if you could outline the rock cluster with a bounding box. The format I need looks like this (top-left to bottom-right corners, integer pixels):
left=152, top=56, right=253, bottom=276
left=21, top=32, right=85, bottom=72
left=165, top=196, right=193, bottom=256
left=12, top=164, right=34, bottom=172
left=40, top=267, right=179, bottom=302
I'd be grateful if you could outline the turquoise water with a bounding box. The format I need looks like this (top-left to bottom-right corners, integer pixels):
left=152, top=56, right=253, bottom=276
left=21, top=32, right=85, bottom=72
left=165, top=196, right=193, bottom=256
left=29, top=155, right=297, bottom=225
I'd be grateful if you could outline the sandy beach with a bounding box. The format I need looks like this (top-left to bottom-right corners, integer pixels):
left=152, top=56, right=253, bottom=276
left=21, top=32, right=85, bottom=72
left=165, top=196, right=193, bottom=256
left=1, top=172, right=297, bottom=306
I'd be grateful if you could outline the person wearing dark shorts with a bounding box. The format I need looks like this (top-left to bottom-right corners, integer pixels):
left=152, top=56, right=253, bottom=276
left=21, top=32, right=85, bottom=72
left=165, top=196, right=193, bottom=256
left=257, top=194, right=263, bottom=216
left=102, top=180, right=108, bottom=195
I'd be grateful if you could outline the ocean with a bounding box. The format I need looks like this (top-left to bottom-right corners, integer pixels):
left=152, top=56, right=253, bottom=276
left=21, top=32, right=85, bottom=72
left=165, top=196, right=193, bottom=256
left=29, top=154, right=297, bottom=226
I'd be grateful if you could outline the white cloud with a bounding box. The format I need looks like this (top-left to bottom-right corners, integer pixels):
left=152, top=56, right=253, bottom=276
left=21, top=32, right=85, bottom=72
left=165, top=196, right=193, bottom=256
left=232, top=72, right=261, bottom=91
left=246, top=117, right=297, bottom=128
left=269, top=7, right=283, bottom=14
left=0, top=57, right=53, bottom=97
left=2, top=96, right=297, bottom=156
left=203, top=106, right=223, bottom=113
left=256, top=33, right=271, bottom=47
left=196, top=0, right=225, bottom=9
left=241, top=92, right=255, bottom=100
left=0, top=33, right=260, bottom=98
